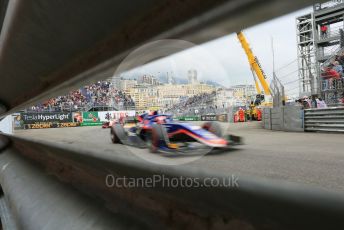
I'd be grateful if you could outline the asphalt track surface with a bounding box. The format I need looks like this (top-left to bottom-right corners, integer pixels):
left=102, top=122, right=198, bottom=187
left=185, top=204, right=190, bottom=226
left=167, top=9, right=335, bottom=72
left=15, top=121, right=344, bottom=192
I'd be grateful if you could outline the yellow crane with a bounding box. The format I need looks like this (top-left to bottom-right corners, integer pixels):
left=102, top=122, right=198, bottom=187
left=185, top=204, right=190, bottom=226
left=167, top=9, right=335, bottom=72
left=236, top=31, right=272, bottom=107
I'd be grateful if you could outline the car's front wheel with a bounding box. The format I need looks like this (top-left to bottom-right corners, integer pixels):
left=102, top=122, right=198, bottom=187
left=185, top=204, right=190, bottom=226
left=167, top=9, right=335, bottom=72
left=110, top=124, right=126, bottom=144
left=149, top=124, right=169, bottom=153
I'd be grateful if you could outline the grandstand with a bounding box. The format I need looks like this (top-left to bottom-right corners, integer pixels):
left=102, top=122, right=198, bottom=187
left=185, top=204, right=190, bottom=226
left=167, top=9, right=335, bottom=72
left=165, top=91, right=228, bottom=116
left=26, top=81, right=135, bottom=112
left=297, top=1, right=344, bottom=106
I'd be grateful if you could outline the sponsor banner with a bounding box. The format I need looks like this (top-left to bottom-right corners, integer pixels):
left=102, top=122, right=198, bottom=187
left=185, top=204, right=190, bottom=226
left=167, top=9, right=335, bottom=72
left=24, top=122, right=80, bottom=129
left=136, top=110, right=150, bottom=115
left=72, top=112, right=83, bottom=123
left=13, top=113, right=24, bottom=129
left=178, top=116, right=199, bottom=121
left=19, top=111, right=138, bottom=128
left=21, top=112, right=72, bottom=124
left=201, top=115, right=217, bottom=121
left=98, top=110, right=136, bottom=122
left=216, top=114, right=228, bottom=122
left=80, top=122, right=102, bottom=126
left=81, top=111, right=102, bottom=126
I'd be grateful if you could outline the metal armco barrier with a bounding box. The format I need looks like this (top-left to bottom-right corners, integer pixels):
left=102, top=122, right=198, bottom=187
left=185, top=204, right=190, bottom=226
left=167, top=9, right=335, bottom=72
left=0, top=146, right=144, bottom=230
left=304, top=107, right=344, bottom=133
left=1, top=134, right=344, bottom=229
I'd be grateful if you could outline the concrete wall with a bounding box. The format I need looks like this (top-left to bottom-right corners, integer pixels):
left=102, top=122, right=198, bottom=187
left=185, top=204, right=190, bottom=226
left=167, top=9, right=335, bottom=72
left=262, top=106, right=304, bottom=132
left=263, top=108, right=271, bottom=130
left=271, top=107, right=284, bottom=131
left=283, top=106, right=304, bottom=132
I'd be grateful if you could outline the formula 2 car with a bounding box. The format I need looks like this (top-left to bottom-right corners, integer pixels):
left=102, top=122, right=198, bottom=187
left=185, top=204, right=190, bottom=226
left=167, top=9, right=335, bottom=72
left=110, top=113, right=242, bottom=153
left=102, top=116, right=137, bottom=128
left=102, top=120, right=116, bottom=128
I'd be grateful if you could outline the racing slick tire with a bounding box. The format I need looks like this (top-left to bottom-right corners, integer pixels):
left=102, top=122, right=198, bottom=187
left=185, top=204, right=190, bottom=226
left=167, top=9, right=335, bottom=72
left=202, top=121, right=223, bottom=137
left=149, top=124, right=169, bottom=153
left=110, top=123, right=126, bottom=144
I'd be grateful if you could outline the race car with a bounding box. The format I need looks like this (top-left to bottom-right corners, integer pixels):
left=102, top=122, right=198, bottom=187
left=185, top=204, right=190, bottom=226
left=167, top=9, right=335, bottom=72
left=102, top=119, right=117, bottom=128
left=102, top=116, right=137, bottom=128
left=110, top=113, right=241, bottom=153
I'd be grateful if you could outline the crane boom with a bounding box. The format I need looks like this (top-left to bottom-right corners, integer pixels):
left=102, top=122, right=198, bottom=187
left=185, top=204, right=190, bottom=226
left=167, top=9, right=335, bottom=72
left=237, top=31, right=271, bottom=95
left=251, top=69, right=262, bottom=94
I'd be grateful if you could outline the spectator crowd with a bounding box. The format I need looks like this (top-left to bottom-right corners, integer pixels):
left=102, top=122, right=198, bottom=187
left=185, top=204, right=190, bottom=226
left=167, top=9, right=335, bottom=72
left=165, top=91, right=223, bottom=116
left=29, top=81, right=135, bottom=112
left=296, top=95, right=328, bottom=109
left=321, top=51, right=344, bottom=90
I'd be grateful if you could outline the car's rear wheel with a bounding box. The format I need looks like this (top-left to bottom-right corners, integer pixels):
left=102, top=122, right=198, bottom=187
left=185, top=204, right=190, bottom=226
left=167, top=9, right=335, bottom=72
left=202, top=121, right=223, bottom=137
left=149, top=124, right=169, bottom=153
left=110, top=124, right=126, bottom=144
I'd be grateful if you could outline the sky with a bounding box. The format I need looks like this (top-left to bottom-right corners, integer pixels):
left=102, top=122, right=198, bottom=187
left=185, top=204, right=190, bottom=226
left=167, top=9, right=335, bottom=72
left=119, top=6, right=313, bottom=96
